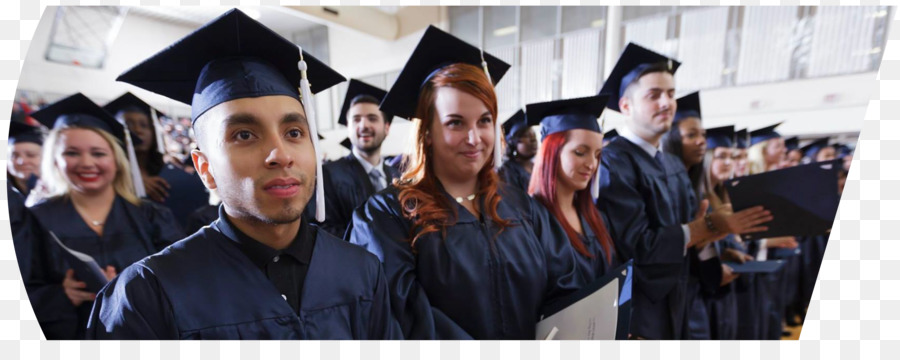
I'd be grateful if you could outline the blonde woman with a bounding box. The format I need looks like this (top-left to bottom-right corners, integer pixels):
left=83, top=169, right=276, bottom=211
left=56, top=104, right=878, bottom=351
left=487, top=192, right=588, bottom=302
left=25, top=93, right=183, bottom=340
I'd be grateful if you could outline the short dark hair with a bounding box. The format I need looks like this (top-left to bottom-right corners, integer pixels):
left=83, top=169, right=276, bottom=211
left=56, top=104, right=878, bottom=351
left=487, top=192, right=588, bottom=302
left=621, top=61, right=674, bottom=99
left=349, top=94, right=392, bottom=124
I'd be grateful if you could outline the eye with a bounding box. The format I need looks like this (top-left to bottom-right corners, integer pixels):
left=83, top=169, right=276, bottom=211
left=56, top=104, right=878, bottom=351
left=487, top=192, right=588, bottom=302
left=479, top=117, right=492, bottom=124
left=62, top=151, right=78, bottom=157
left=574, top=150, right=585, bottom=157
left=235, top=130, right=254, bottom=141
left=446, top=119, right=462, bottom=127
left=92, top=152, right=107, bottom=157
left=286, top=128, right=303, bottom=139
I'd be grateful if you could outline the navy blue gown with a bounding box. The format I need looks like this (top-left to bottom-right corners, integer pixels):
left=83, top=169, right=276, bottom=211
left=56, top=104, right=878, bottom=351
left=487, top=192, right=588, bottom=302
left=347, top=184, right=583, bottom=340
left=571, top=215, right=617, bottom=282
left=596, top=137, right=698, bottom=340
left=703, top=237, right=739, bottom=340
left=26, top=195, right=184, bottom=340
left=314, top=154, right=400, bottom=238
left=498, top=159, right=532, bottom=193
left=8, top=182, right=35, bottom=281
left=87, top=210, right=400, bottom=340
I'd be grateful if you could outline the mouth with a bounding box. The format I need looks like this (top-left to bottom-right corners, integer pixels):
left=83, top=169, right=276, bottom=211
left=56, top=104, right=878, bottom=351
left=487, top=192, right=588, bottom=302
left=578, top=171, right=594, bottom=180
left=75, top=172, right=100, bottom=182
left=263, top=178, right=302, bottom=198
left=357, top=133, right=374, bottom=142
left=460, top=150, right=482, bottom=159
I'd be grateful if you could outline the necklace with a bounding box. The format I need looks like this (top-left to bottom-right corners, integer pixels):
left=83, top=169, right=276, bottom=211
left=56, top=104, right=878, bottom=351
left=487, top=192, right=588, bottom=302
left=89, top=219, right=104, bottom=227
left=455, top=194, right=476, bottom=203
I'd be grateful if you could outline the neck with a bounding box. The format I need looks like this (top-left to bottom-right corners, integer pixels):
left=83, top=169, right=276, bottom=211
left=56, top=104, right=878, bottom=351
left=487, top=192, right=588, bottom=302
left=354, top=147, right=382, bottom=167
left=436, top=172, right=479, bottom=200
left=556, top=183, right=577, bottom=213
left=70, top=185, right=116, bottom=209
left=627, top=122, right=662, bottom=148
left=224, top=206, right=300, bottom=251
left=12, top=175, right=28, bottom=191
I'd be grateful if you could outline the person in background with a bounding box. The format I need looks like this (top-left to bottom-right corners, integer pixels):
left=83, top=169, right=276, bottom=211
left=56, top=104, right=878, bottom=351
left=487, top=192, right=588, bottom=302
left=7, top=121, right=43, bottom=198
left=499, top=109, right=537, bottom=193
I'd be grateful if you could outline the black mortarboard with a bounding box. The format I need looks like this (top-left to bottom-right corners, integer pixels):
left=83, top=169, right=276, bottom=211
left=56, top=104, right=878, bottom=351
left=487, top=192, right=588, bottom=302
left=528, top=95, right=608, bottom=138
left=674, top=91, right=701, bottom=123
left=735, top=128, right=748, bottom=149
left=725, top=159, right=841, bottom=240
left=31, top=93, right=132, bottom=145
left=116, top=9, right=345, bottom=123
left=8, top=121, right=43, bottom=146
left=501, top=109, right=530, bottom=145
left=705, top=125, right=734, bottom=150
left=340, top=137, right=352, bottom=151
left=103, top=92, right=166, bottom=119
left=801, top=137, right=830, bottom=160
left=380, top=25, right=511, bottom=120
left=598, top=43, right=681, bottom=112
left=834, top=143, right=853, bottom=158
left=784, top=136, right=800, bottom=152
left=338, top=79, right=391, bottom=126
left=749, top=122, right=783, bottom=146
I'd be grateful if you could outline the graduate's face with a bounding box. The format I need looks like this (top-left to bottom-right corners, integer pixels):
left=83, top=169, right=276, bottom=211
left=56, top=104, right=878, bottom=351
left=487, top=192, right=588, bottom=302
left=621, top=72, right=676, bottom=137
left=194, top=95, right=316, bottom=225
left=121, top=111, right=153, bottom=152
left=347, top=102, right=390, bottom=154
left=54, top=129, right=117, bottom=195
left=709, top=147, right=734, bottom=183
left=515, top=128, right=538, bottom=160
left=731, top=148, right=748, bottom=177
left=785, top=149, right=803, bottom=167
left=427, top=87, right=495, bottom=182
left=816, top=147, right=836, bottom=162
left=8, top=142, right=42, bottom=180
left=764, top=138, right=786, bottom=168
left=558, top=129, right=603, bottom=193
left=677, top=118, right=706, bottom=167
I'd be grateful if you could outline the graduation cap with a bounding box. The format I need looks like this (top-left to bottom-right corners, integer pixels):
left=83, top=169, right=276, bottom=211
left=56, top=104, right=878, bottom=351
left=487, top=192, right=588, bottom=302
left=8, top=121, right=43, bottom=146
left=501, top=109, right=530, bottom=145
left=705, top=125, right=734, bottom=150
left=735, top=128, right=748, bottom=149
left=674, top=91, right=701, bottom=123
left=604, top=129, right=619, bottom=141
left=30, top=93, right=147, bottom=197
left=526, top=95, right=608, bottom=199
left=833, top=143, right=853, bottom=158
left=338, top=79, right=392, bottom=126
left=749, top=122, right=783, bottom=146
left=340, top=137, right=352, bottom=151
left=784, top=136, right=800, bottom=152
left=116, top=8, right=346, bottom=223
left=380, top=25, right=511, bottom=169
left=598, top=43, right=681, bottom=112
left=103, top=92, right=168, bottom=155
left=800, top=137, right=830, bottom=160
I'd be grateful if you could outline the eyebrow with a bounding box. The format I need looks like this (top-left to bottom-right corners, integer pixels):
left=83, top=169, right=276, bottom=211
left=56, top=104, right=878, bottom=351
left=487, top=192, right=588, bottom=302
left=222, top=112, right=309, bottom=128
left=444, top=111, right=493, bottom=119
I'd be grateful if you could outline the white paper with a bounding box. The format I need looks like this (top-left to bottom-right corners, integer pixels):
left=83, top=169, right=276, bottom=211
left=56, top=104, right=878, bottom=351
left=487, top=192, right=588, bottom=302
left=535, top=278, right=619, bottom=340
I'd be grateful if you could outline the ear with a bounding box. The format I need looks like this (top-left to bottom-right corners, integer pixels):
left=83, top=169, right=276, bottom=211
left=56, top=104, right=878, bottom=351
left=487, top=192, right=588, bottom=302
left=383, top=121, right=391, bottom=136
left=619, top=96, right=631, bottom=116
left=192, top=149, right=217, bottom=190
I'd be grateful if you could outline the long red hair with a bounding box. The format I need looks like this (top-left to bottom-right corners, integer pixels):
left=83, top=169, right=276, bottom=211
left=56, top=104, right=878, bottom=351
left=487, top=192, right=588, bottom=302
left=396, top=63, right=510, bottom=247
left=528, top=131, right=613, bottom=262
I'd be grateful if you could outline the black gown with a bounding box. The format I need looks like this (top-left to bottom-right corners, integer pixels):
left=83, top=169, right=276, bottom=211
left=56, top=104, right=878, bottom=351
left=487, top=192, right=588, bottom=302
left=87, top=208, right=401, bottom=340
left=8, top=182, right=35, bottom=281
left=347, top=183, right=584, bottom=340
left=313, top=154, right=400, bottom=238
left=596, top=136, right=698, bottom=340
left=26, top=195, right=183, bottom=339
left=498, top=159, right=532, bottom=193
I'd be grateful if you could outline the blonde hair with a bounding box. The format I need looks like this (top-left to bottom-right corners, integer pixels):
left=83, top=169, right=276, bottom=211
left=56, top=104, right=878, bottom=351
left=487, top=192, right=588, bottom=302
left=746, top=140, right=768, bottom=175
left=40, top=126, right=140, bottom=205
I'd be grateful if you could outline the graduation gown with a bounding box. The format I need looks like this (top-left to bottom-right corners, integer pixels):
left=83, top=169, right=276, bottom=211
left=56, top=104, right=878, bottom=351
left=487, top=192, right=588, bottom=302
left=572, top=215, right=616, bottom=282
left=596, top=137, right=698, bottom=340
left=8, top=182, right=34, bottom=281
left=734, top=239, right=770, bottom=339
left=87, top=213, right=400, bottom=340
left=185, top=204, right=219, bottom=235
left=316, top=154, right=400, bottom=238
left=498, top=159, right=532, bottom=193
left=702, top=238, right=739, bottom=340
left=800, top=234, right=828, bottom=314
left=347, top=184, right=583, bottom=340
left=26, top=195, right=183, bottom=340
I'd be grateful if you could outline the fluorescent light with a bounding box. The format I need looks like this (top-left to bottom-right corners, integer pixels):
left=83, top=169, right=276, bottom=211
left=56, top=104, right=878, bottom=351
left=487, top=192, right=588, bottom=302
left=591, top=19, right=606, bottom=28
left=493, top=26, right=517, bottom=37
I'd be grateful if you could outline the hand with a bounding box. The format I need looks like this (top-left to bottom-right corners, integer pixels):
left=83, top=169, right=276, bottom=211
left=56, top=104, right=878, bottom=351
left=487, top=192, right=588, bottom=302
left=102, top=265, right=117, bottom=281
left=721, top=248, right=753, bottom=264
left=143, top=175, right=171, bottom=202
left=62, top=269, right=95, bottom=307
left=720, top=264, right=739, bottom=287
left=768, top=236, right=798, bottom=249
left=709, top=204, right=772, bottom=235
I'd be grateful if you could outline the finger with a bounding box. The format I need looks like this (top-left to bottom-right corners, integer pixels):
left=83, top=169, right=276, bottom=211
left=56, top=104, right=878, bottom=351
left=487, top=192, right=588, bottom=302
left=740, top=226, right=768, bottom=234
left=65, top=269, right=75, bottom=279
left=160, top=179, right=171, bottom=189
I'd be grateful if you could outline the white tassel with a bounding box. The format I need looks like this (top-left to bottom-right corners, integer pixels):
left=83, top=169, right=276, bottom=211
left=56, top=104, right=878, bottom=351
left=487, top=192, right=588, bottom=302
left=125, top=129, right=147, bottom=198
left=297, top=46, right=326, bottom=223
left=481, top=56, right=502, bottom=170
left=149, top=108, right=167, bottom=155
left=590, top=167, right=601, bottom=201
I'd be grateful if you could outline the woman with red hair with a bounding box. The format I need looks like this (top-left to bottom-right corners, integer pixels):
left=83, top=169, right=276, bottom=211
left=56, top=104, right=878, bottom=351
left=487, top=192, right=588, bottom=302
left=527, top=95, right=617, bottom=281
left=348, top=26, right=582, bottom=340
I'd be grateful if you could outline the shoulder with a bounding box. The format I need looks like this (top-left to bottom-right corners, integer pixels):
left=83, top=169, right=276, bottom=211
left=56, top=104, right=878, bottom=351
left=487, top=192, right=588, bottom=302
left=27, top=196, right=66, bottom=215
left=140, top=230, right=206, bottom=269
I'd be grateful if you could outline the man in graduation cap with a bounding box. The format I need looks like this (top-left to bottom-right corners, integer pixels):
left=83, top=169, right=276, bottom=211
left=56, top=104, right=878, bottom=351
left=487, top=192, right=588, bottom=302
left=314, top=79, right=400, bottom=238
left=86, top=9, right=399, bottom=340
left=7, top=121, right=43, bottom=281
left=596, top=43, right=769, bottom=340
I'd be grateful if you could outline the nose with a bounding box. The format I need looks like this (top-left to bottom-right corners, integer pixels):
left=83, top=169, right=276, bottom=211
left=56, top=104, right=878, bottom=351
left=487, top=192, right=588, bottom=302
left=265, top=137, right=295, bottom=169
left=467, top=128, right=480, bottom=146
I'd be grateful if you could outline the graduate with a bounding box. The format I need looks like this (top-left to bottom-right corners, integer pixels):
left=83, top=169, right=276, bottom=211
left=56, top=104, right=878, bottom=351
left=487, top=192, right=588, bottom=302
left=748, top=123, right=787, bottom=175
left=732, top=128, right=750, bottom=177
left=25, top=93, right=184, bottom=340
left=7, top=121, right=43, bottom=198
left=315, top=79, right=400, bottom=238
left=86, top=9, right=399, bottom=340
left=800, top=137, right=834, bottom=163
left=783, top=136, right=802, bottom=167
left=499, top=109, right=537, bottom=193
left=526, top=95, right=617, bottom=281
left=104, top=92, right=208, bottom=230
left=347, top=25, right=583, bottom=340
left=595, top=43, right=770, bottom=339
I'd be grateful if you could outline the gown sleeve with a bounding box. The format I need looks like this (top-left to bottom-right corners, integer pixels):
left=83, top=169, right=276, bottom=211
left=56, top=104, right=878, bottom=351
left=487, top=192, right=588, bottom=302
left=141, top=201, right=186, bottom=252
left=86, top=263, right=179, bottom=339
left=346, top=191, right=472, bottom=340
